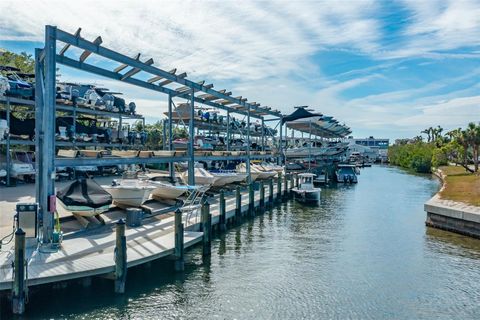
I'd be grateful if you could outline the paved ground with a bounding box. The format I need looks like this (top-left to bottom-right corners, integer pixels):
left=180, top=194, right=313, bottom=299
left=0, top=176, right=115, bottom=237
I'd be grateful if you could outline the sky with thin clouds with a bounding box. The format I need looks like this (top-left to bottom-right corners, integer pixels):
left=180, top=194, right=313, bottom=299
left=1, top=0, right=479, bottom=140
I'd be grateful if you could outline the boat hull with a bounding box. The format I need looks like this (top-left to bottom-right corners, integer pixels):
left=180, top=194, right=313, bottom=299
left=292, top=189, right=321, bottom=204
left=57, top=199, right=110, bottom=217
left=150, top=183, right=187, bottom=200
left=103, top=187, right=153, bottom=207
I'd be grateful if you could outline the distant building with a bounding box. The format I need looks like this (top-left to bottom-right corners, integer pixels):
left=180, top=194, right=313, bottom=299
left=346, top=136, right=389, bottom=162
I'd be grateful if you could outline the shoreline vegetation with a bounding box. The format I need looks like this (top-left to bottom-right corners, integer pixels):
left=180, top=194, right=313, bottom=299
left=388, top=123, right=480, bottom=174
left=388, top=123, right=480, bottom=207
left=437, top=166, right=480, bottom=207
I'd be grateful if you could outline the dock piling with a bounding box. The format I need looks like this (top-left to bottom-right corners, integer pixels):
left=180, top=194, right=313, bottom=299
left=174, top=208, right=184, bottom=271
left=268, top=178, right=274, bottom=207
left=201, top=200, right=212, bottom=256
left=248, top=183, right=255, bottom=217
left=283, top=173, right=289, bottom=199
left=114, top=219, right=127, bottom=294
left=219, top=190, right=227, bottom=232
left=290, top=174, right=294, bottom=194
left=12, top=228, right=26, bottom=315
left=295, top=174, right=299, bottom=188
left=259, top=181, right=265, bottom=212
left=277, top=173, right=282, bottom=203
left=235, top=186, right=242, bottom=222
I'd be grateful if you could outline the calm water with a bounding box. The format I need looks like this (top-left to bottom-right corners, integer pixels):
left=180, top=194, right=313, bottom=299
left=11, top=165, right=480, bottom=319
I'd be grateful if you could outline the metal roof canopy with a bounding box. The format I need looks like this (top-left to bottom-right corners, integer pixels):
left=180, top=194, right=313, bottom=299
left=283, top=106, right=351, bottom=138
left=51, top=27, right=282, bottom=120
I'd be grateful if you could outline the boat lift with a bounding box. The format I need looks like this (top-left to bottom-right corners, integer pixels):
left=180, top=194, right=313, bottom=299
left=35, top=26, right=284, bottom=243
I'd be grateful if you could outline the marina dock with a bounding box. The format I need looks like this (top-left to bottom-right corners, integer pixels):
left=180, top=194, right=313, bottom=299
left=0, top=177, right=291, bottom=294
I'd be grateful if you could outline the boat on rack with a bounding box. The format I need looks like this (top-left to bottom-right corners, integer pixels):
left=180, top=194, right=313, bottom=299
left=102, top=177, right=156, bottom=207
left=292, top=173, right=321, bottom=204
left=236, top=163, right=276, bottom=181
left=260, top=162, right=284, bottom=174
left=335, top=164, right=358, bottom=183
left=251, top=164, right=278, bottom=179
left=209, top=170, right=248, bottom=186
left=149, top=181, right=190, bottom=200
left=56, top=178, right=112, bottom=217
left=179, top=168, right=217, bottom=186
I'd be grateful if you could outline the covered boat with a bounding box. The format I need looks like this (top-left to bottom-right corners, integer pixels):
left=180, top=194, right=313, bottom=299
left=179, top=168, right=217, bottom=186
left=57, top=178, right=112, bottom=217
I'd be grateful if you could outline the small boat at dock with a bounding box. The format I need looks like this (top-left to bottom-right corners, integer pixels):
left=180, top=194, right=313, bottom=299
left=102, top=178, right=156, bottom=207
left=336, top=164, right=358, bottom=183
left=292, top=173, right=321, bottom=204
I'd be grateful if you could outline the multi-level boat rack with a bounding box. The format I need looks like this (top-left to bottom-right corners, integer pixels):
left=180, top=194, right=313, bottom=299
left=34, top=26, right=286, bottom=242
left=0, top=95, right=145, bottom=186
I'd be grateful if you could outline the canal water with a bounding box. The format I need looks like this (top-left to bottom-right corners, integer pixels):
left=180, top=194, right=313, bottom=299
left=11, top=165, right=480, bottom=319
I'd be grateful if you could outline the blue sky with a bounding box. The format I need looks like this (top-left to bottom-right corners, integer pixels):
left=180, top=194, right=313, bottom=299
left=1, top=0, right=479, bottom=140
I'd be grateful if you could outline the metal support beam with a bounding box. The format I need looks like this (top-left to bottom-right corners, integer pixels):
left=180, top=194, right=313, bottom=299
left=261, top=117, right=265, bottom=152
left=226, top=111, right=230, bottom=152
left=40, top=25, right=57, bottom=243
left=5, top=99, right=11, bottom=186
left=278, top=120, right=283, bottom=165
left=188, top=88, right=195, bottom=185
left=246, top=105, right=251, bottom=184
left=168, top=94, right=174, bottom=180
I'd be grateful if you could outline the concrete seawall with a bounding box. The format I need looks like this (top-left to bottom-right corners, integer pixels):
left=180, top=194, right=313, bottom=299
left=424, top=169, right=480, bottom=238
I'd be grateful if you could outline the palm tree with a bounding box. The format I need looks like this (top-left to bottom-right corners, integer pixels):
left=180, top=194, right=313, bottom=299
left=466, top=122, right=480, bottom=172
left=421, top=127, right=433, bottom=142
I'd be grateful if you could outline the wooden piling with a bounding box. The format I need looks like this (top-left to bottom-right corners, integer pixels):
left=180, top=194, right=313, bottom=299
left=174, top=208, right=184, bottom=271
left=259, top=181, right=265, bottom=212
left=295, top=173, right=299, bottom=188
left=12, top=228, right=26, bottom=315
left=235, top=186, right=242, bottom=222
left=248, top=183, right=255, bottom=217
left=283, top=173, right=289, bottom=199
left=114, top=219, right=127, bottom=294
left=268, top=178, right=274, bottom=207
left=290, top=174, right=294, bottom=193
left=277, top=173, right=282, bottom=203
left=219, top=190, right=227, bottom=232
left=202, top=200, right=212, bottom=256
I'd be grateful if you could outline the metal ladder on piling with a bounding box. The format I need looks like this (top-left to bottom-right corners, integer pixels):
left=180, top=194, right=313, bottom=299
left=181, top=185, right=209, bottom=226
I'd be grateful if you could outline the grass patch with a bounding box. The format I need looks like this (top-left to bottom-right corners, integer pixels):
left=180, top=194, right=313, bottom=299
left=438, top=166, right=480, bottom=206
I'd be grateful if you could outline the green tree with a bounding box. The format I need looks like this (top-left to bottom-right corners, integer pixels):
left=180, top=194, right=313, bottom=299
left=0, top=50, right=35, bottom=73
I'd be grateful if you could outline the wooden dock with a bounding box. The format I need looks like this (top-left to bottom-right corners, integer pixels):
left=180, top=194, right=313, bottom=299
left=0, top=178, right=291, bottom=292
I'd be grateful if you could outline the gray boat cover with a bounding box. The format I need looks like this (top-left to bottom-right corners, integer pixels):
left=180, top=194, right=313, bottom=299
left=57, top=178, right=112, bottom=208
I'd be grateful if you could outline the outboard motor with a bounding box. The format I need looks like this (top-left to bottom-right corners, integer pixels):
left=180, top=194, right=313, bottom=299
left=0, top=75, right=10, bottom=96
left=102, top=94, right=115, bottom=111
left=67, top=125, right=75, bottom=141
left=343, top=175, right=348, bottom=183
left=127, top=131, right=136, bottom=144
left=203, top=111, right=210, bottom=122
left=104, top=128, right=112, bottom=144
left=128, top=102, right=136, bottom=114
left=348, top=175, right=354, bottom=183
left=212, top=113, right=218, bottom=123
left=140, top=131, right=147, bottom=145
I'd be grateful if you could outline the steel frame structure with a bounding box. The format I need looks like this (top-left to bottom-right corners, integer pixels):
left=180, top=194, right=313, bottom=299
left=35, top=25, right=283, bottom=242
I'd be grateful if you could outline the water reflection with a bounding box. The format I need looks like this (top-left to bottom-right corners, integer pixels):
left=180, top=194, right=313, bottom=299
left=6, top=165, right=480, bottom=319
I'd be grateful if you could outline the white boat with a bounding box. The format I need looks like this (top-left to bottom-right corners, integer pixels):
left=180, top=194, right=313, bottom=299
left=4, top=160, right=36, bottom=180
left=292, top=173, right=321, bottom=204
left=0, top=119, right=8, bottom=141
left=149, top=181, right=190, bottom=200
left=102, top=179, right=156, bottom=207
left=336, top=164, right=358, bottom=183
left=236, top=163, right=262, bottom=181
left=179, top=168, right=217, bottom=186
left=209, top=170, right=247, bottom=187
left=251, top=164, right=278, bottom=179
left=0, top=169, right=6, bottom=178
left=260, top=162, right=284, bottom=174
